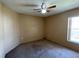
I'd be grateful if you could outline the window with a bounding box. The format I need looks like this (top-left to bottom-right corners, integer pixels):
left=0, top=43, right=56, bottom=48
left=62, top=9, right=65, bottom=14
left=67, top=16, right=79, bottom=44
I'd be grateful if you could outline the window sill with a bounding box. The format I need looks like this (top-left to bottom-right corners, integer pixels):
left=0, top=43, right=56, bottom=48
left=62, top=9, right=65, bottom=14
left=67, top=40, right=79, bottom=45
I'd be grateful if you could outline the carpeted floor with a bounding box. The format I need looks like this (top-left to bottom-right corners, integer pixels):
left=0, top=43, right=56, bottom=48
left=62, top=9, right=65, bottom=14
left=5, top=39, right=79, bottom=58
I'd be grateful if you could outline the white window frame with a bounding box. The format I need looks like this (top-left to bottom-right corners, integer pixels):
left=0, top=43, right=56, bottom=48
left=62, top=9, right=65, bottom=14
left=67, top=16, right=79, bottom=44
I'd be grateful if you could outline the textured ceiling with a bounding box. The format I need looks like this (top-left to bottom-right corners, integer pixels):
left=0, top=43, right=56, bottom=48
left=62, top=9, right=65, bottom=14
left=1, top=0, right=79, bottom=17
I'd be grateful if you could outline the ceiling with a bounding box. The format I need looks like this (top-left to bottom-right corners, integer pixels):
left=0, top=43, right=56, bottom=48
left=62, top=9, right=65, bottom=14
left=1, top=0, right=79, bottom=17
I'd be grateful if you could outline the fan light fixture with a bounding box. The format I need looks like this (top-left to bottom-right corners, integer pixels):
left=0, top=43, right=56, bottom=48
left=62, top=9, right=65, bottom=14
left=41, top=9, right=47, bottom=14
left=18, top=0, right=56, bottom=14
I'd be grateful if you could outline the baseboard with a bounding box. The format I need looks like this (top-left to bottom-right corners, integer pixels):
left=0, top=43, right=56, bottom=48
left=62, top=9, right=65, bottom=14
left=45, top=39, right=79, bottom=53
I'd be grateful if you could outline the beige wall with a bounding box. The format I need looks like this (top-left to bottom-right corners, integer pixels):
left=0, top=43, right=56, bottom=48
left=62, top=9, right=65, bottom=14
left=0, top=3, right=4, bottom=58
left=0, top=4, right=20, bottom=57
left=19, top=14, right=44, bottom=43
left=45, top=8, right=79, bottom=51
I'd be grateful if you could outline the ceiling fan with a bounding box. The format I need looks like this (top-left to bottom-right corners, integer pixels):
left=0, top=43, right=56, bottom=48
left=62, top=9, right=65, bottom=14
left=18, top=0, right=56, bottom=14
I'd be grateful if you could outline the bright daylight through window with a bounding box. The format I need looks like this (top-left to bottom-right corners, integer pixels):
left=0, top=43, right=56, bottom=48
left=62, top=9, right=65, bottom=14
left=67, top=16, right=79, bottom=44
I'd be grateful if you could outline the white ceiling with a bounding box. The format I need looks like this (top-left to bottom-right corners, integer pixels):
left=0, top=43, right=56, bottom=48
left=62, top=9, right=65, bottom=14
left=1, top=0, right=79, bottom=17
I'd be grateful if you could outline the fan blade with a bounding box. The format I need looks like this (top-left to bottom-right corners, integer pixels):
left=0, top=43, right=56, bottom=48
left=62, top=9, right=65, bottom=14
left=33, top=9, right=41, bottom=10
left=37, top=10, right=41, bottom=12
left=47, top=10, right=50, bottom=12
left=48, top=5, right=56, bottom=9
left=33, top=9, right=41, bottom=12
left=18, top=4, right=38, bottom=7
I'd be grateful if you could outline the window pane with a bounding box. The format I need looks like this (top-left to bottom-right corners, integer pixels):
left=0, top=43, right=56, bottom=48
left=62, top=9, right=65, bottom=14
left=71, top=17, right=79, bottom=29
left=68, top=16, right=79, bottom=44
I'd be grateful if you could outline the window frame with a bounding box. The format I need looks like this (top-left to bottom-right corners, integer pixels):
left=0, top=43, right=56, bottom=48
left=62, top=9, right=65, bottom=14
left=67, top=16, right=79, bottom=44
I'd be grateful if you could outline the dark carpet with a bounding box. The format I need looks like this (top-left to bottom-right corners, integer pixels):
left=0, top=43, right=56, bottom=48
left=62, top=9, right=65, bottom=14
left=5, top=39, right=79, bottom=58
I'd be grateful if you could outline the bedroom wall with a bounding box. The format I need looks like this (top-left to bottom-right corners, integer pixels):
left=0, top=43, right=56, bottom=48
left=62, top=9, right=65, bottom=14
left=0, top=3, right=4, bottom=58
left=0, top=4, right=21, bottom=57
left=45, top=8, right=79, bottom=51
left=19, top=14, right=44, bottom=43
